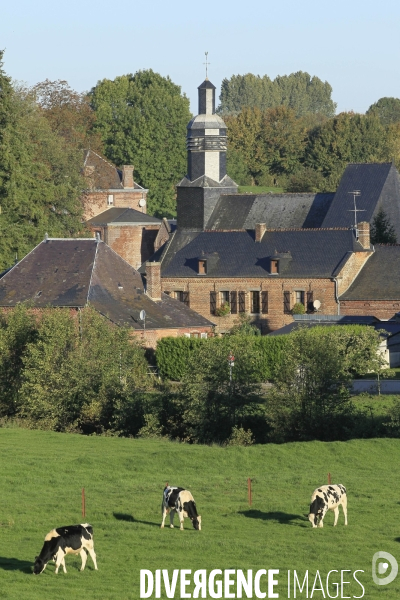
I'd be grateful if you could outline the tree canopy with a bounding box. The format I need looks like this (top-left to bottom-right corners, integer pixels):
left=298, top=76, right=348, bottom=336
left=89, top=70, right=191, bottom=217
left=219, top=71, right=336, bottom=118
left=367, top=97, right=400, bottom=126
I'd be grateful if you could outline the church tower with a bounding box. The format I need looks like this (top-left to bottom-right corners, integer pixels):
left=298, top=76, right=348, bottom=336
left=176, top=79, right=237, bottom=230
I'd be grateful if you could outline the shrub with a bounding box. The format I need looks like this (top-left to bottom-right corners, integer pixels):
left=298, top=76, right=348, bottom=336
left=215, top=302, right=230, bottom=317
left=226, top=425, right=254, bottom=446
left=292, top=302, right=305, bottom=315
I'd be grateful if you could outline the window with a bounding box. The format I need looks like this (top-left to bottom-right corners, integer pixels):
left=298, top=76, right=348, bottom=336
left=261, top=291, right=268, bottom=314
left=210, top=291, right=217, bottom=315
left=200, top=332, right=208, bottom=339
left=283, top=291, right=291, bottom=314
left=306, top=291, right=313, bottom=313
left=251, top=291, right=260, bottom=314
left=176, top=291, right=190, bottom=307
left=295, top=291, right=305, bottom=305
left=230, top=291, right=238, bottom=314
left=198, top=260, right=207, bottom=274
left=107, top=194, right=114, bottom=206
left=271, top=260, right=279, bottom=274
left=220, top=291, right=230, bottom=305
left=238, top=291, right=246, bottom=313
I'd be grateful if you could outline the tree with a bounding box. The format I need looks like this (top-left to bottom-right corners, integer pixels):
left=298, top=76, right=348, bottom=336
left=89, top=70, right=191, bottom=217
left=225, top=107, right=267, bottom=185
left=0, top=85, right=85, bottom=269
left=266, top=326, right=383, bottom=442
left=261, top=106, right=307, bottom=176
left=370, top=208, right=397, bottom=244
left=305, top=112, right=387, bottom=190
left=31, top=79, right=104, bottom=153
left=367, top=97, right=400, bottom=126
left=219, top=71, right=336, bottom=118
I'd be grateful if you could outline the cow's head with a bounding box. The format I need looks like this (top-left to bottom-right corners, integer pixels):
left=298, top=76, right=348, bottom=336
left=33, top=557, right=46, bottom=575
left=192, top=515, right=201, bottom=531
left=308, top=496, right=325, bottom=528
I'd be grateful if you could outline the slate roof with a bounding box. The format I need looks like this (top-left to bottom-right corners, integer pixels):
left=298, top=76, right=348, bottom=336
left=160, top=228, right=365, bottom=279
left=340, top=245, right=400, bottom=301
left=83, top=150, right=146, bottom=191
left=206, top=193, right=334, bottom=230
left=0, top=239, right=213, bottom=331
left=86, top=207, right=161, bottom=226
left=268, top=316, right=400, bottom=337
left=322, top=163, right=400, bottom=229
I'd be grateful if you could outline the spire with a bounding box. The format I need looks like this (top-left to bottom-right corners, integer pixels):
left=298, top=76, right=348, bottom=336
left=198, top=79, right=216, bottom=115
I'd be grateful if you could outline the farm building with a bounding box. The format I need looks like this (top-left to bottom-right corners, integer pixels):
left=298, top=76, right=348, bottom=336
left=143, top=77, right=400, bottom=333
left=0, top=237, right=214, bottom=347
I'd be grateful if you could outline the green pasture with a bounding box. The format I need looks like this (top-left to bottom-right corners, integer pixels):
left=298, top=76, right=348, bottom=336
left=1, top=429, right=400, bottom=599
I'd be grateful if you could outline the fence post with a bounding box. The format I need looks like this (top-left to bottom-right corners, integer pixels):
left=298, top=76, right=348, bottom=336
left=82, top=487, right=86, bottom=519
left=248, top=478, right=252, bottom=506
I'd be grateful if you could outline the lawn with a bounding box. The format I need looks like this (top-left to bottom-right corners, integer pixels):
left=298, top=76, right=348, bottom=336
left=1, top=429, right=400, bottom=598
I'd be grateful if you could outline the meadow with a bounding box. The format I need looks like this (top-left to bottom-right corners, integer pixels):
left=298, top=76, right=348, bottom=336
left=1, top=429, right=400, bottom=599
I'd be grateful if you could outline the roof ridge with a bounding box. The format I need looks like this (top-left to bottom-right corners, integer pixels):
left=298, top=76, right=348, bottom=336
left=84, top=148, right=120, bottom=172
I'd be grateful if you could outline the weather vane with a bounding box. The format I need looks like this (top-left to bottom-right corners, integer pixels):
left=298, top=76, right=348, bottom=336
left=203, top=52, right=210, bottom=78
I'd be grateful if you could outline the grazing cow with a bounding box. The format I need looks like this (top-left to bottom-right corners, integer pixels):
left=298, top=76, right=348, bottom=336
left=308, top=484, right=347, bottom=528
left=161, top=486, right=201, bottom=531
left=33, top=523, right=98, bottom=574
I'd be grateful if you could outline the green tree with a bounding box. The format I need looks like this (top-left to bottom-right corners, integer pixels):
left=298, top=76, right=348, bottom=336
left=305, top=112, right=387, bottom=190
left=219, top=71, right=336, bottom=118
left=0, top=63, right=85, bottom=269
left=89, top=70, right=191, bottom=217
left=261, top=106, right=307, bottom=176
left=367, top=97, right=400, bottom=126
left=225, top=107, right=267, bottom=184
left=266, top=326, right=383, bottom=442
left=370, top=208, right=397, bottom=244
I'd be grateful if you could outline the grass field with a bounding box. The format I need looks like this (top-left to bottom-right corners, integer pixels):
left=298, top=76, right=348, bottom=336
left=1, top=429, right=400, bottom=599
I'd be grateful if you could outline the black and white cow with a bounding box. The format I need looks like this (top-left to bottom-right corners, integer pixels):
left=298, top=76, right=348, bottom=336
left=33, top=523, right=98, bottom=574
left=161, top=486, right=201, bottom=531
left=308, top=484, right=348, bottom=528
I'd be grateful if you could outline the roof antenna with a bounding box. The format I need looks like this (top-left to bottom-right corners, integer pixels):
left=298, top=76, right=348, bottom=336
left=347, top=191, right=364, bottom=240
left=203, top=52, right=210, bottom=79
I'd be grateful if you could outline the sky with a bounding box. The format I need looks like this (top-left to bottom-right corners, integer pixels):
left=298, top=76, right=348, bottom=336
left=1, top=0, right=400, bottom=115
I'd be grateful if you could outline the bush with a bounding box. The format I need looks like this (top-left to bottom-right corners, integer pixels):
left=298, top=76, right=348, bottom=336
left=156, top=337, right=206, bottom=380
left=292, top=302, right=305, bottom=315
left=226, top=425, right=254, bottom=446
left=215, top=302, right=230, bottom=317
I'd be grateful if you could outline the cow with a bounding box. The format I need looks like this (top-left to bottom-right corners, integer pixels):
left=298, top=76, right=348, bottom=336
left=308, top=484, right=347, bottom=528
left=33, top=523, right=98, bottom=574
left=161, top=486, right=201, bottom=531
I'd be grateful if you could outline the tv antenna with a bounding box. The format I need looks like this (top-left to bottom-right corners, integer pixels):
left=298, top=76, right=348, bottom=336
left=348, top=190, right=365, bottom=237
left=203, top=52, right=210, bottom=79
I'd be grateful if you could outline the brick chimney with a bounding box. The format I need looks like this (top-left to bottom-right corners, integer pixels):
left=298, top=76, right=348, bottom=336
left=146, top=262, right=162, bottom=301
left=358, top=221, right=370, bottom=249
left=122, top=165, right=134, bottom=188
left=255, top=223, right=267, bottom=242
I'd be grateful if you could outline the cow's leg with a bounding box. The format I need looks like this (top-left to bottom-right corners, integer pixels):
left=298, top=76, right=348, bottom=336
left=55, top=549, right=66, bottom=574
left=80, top=549, right=88, bottom=571
left=318, top=508, right=327, bottom=528
left=179, top=510, right=185, bottom=531
left=161, top=503, right=168, bottom=528
left=341, top=496, right=348, bottom=525
left=333, top=506, right=339, bottom=526
left=87, top=547, right=98, bottom=570
left=169, top=508, right=176, bottom=528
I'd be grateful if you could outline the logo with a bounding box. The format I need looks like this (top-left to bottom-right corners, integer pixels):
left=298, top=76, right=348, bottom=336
left=372, top=551, right=398, bottom=586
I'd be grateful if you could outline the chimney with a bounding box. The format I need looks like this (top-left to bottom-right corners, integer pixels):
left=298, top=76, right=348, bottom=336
left=146, top=262, right=162, bottom=301
left=122, top=165, right=134, bottom=188
left=358, top=221, right=370, bottom=249
left=255, top=223, right=267, bottom=242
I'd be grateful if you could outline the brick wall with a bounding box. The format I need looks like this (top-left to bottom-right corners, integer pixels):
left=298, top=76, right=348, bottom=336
left=132, top=326, right=213, bottom=348
left=340, top=300, right=400, bottom=320
left=82, top=190, right=147, bottom=220
left=161, top=276, right=338, bottom=332
left=336, top=250, right=373, bottom=296
left=104, top=225, right=160, bottom=269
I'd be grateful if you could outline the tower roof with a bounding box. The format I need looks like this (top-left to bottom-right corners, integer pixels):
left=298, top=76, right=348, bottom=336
left=198, top=79, right=216, bottom=90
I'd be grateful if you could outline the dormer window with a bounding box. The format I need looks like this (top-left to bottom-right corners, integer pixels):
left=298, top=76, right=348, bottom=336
left=107, top=194, right=114, bottom=206
left=271, top=260, right=279, bottom=274
left=198, top=259, right=207, bottom=275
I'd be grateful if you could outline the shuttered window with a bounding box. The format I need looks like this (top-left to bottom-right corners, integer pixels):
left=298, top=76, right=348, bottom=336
left=238, top=291, right=246, bottom=313
left=251, top=291, right=260, bottom=314
left=230, top=291, right=238, bottom=314
left=210, top=291, right=217, bottom=315
left=177, top=291, right=190, bottom=307
left=261, top=291, right=268, bottom=314
left=306, top=291, right=314, bottom=313
left=283, top=291, right=291, bottom=314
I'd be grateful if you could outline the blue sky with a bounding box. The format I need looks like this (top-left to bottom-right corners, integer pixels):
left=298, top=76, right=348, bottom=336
left=2, top=0, right=400, bottom=114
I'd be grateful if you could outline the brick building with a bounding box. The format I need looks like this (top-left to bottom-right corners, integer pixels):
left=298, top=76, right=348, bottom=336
left=0, top=238, right=214, bottom=347
left=142, top=78, right=400, bottom=333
